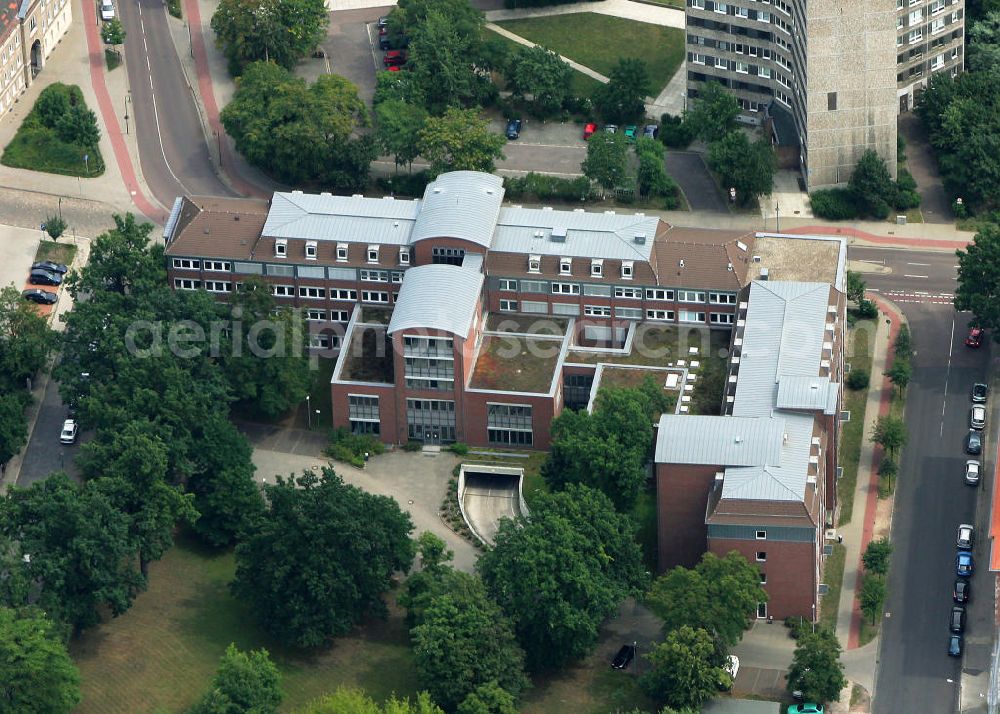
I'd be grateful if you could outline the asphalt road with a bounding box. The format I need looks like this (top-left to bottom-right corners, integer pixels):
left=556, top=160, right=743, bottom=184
left=17, top=369, right=81, bottom=486
left=665, top=151, right=728, bottom=211
left=119, top=0, right=233, bottom=206
left=851, top=246, right=993, bottom=714
left=461, top=472, right=522, bottom=545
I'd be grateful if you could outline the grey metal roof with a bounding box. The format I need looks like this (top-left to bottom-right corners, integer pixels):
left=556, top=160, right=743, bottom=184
left=388, top=264, right=484, bottom=338
left=731, top=281, right=832, bottom=418
left=775, top=375, right=840, bottom=415
left=262, top=192, right=420, bottom=246
left=721, top=466, right=808, bottom=501
left=654, top=415, right=786, bottom=466
left=493, top=207, right=659, bottom=260
left=409, top=172, right=505, bottom=249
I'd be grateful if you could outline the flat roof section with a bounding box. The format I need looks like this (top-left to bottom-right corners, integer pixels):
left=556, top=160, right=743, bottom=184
left=593, top=366, right=680, bottom=417
left=484, top=313, right=568, bottom=336
left=751, top=234, right=845, bottom=287
left=469, top=334, right=563, bottom=393
left=567, top=324, right=730, bottom=367
left=339, top=325, right=394, bottom=384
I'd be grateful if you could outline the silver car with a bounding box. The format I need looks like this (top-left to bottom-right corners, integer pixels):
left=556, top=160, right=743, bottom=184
left=966, top=460, right=981, bottom=486
left=971, top=404, right=986, bottom=430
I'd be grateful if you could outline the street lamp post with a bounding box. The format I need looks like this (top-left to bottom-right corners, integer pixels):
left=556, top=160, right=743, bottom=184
left=775, top=202, right=780, bottom=232
left=124, top=94, right=130, bottom=135
left=811, top=603, right=816, bottom=633
left=306, top=395, right=311, bottom=429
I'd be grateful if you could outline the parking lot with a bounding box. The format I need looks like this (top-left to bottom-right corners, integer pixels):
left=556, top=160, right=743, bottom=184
left=0, top=223, right=43, bottom=293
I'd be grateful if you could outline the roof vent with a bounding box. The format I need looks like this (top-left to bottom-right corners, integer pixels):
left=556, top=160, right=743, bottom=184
left=433, top=187, right=442, bottom=194
left=533, top=230, right=544, bottom=238
left=234, top=215, right=240, bottom=221
left=574, top=208, right=585, bottom=212
left=783, top=432, right=789, bottom=443
left=727, top=262, right=733, bottom=271
left=542, top=206, right=553, bottom=211
left=240, top=239, right=247, bottom=245
left=203, top=227, right=210, bottom=234
left=383, top=196, right=395, bottom=201
left=810, top=382, right=819, bottom=390
left=292, top=190, right=303, bottom=194
left=604, top=210, right=616, bottom=215
left=737, top=240, right=748, bottom=251
left=752, top=255, right=762, bottom=263
left=393, top=221, right=399, bottom=227
left=321, top=192, right=332, bottom=197
left=351, top=194, right=363, bottom=198
left=734, top=435, right=742, bottom=444
left=486, top=188, right=494, bottom=195
left=551, top=227, right=567, bottom=243
left=635, top=212, right=645, bottom=217
left=759, top=267, right=769, bottom=280
left=679, top=259, right=685, bottom=268
left=633, top=233, right=646, bottom=245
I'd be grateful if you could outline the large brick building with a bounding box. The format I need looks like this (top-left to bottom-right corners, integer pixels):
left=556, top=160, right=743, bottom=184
left=164, top=171, right=847, bottom=619
left=0, top=0, right=72, bottom=119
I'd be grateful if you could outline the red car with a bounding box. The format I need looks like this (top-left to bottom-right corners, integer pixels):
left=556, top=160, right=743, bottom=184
left=966, top=327, right=984, bottom=348
left=383, top=50, right=407, bottom=67
left=583, top=122, right=597, bottom=140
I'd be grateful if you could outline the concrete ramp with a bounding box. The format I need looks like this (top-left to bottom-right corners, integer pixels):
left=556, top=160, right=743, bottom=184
left=458, top=464, right=527, bottom=545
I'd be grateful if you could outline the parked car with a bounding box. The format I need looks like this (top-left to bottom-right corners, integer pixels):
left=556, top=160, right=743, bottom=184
left=379, top=36, right=391, bottom=51
left=624, top=125, right=637, bottom=142
left=28, top=268, right=62, bottom=286
left=966, top=326, right=984, bottom=348
left=642, top=123, right=659, bottom=139
left=972, top=382, right=989, bottom=403
left=721, top=654, right=739, bottom=689
left=21, top=289, right=58, bottom=305
left=966, top=430, right=982, bottom=455
left=611, top=643, right=636, bottom=669
left=378, top=25, right=388, bottom=36
left=956, top=551, right=974, bottom=578
left=954, top=579, right=970, bottom=604
left=383, top=50, right=407, bottom=67
left=604, top=124, right=618, bottom=134
left=59, top=419, right=78, bottom=445
left=971, top=404, right=986, bottom=430
left=31, top=260, right=68, bottom=274
left=950, top=606, right=966, bottom=633
left=788, top=705, right=824, bottom=714
left=965, top=459, right=981, bottom=486
left=385, top=65, right=401, bottom=72
left=377, top=15, right=388, bottom=27
left=949, top=634, right=963, bottom=657
left=583, top=122, right=597, bottom=140
left=957, top=523, right=974, bottom=550
left=505, top=118, right=522, bottom=140
left=100, top=0, right=115, bottom=20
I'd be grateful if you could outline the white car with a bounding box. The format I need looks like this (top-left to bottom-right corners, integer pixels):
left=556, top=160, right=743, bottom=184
left=100, top=0, right=115, bottom=21
left=957, top=523, right=974, bottom=550
left=722, top=654, right=739, bottom=689
left=59, top=419, right=78, bottom=444
left=966, top=460, right=981, bottom=486
left=971, top=404, right=986, bottom=430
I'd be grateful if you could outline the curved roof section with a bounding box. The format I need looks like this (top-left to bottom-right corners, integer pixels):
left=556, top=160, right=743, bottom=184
left=388, top=264, right=485, bottom=338
left=409, top=172, right=505, bottom=249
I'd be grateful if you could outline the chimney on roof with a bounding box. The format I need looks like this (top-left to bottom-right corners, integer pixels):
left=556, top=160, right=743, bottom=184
left=734, top=435, right=742, bottom=444
left=633, top=233, right=646, bottom=245
left=759, top=267, right=769, bottom=280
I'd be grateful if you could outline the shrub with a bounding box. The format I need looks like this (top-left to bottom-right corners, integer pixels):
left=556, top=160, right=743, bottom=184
left=952, top=199, right=968, bottom=219
left=857, top=299, right=878, bottom=319
left=503, top=172, right=595, bottom=202
left=895, top=189, right=921, bottom=211
left=448, top=442, right=470, bottom=456
left=869, top=199, right=891, bottom=220
left=167, top=0, right=181, bottom=16
left=376, top=170, right=432, bottom=198
left=324, top=427, right=385, bottom=468
left=403, top=440, right=423, bottom=452
left=659, top=113, right=695, bottom=149
left=846, top=369, right=870, bottom=391
left=896, top=167, right=917, bottom=192
left=809, top=188, right=858, bottom=220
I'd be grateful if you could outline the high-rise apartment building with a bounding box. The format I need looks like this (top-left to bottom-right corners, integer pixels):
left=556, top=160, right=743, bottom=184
left=685, top=0, right=963, bottom=189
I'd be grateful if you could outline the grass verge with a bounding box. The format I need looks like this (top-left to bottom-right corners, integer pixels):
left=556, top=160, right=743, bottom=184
left=34, top=241, right=77, bottom=265
left=495, top=14, right=685, bottom=93
left=837, top=320, right=874, bottom=526
left=1, top=83, right=105, bottom=177
left=488, top=30, right=604, bottom=99
left=818, top=544, right=845, bottom=632
left=71, top=536, right=420, bottom=713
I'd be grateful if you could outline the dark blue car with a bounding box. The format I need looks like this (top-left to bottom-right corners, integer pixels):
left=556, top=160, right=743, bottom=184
left=956, top=551, right=974, bottom=578
left=949, top=634, right=962, bottom=657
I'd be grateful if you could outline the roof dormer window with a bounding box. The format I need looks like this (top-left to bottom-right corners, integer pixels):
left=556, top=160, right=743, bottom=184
left=336, top=243, right=348, bottom=262
left=274, top=239, right=287, bottom=258
left=528, top=255, right=540, bottom=274
left=399, top=247, right=410, bottom=265
left=367, top=245, right=379, bottom=264
left=591, top=259, right=603, bottom=277
left=305, top=241, right=317, bottom=260
left=559, top=257, right=572, bottom=275
left=621, top=261, right=634, bottom=280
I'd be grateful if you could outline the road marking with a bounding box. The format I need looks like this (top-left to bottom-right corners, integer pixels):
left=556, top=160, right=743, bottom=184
left=903, top=274, right=928, bottom=279
left=941, top=317, right=955, bottom=437
left=906, top=262, right=931, bottom=266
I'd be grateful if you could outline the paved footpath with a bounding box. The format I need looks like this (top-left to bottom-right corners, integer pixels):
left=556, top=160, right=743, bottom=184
left=484, top=0, right=683, bottom=26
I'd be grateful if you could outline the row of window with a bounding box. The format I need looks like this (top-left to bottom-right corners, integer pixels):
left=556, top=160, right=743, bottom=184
left=498, top=279, right=735, bottom=304
left=172, top=257, right=406, bottom=283
left=307, top=309, right=351, bottom=322
left=273, top=239, right=411, bottom=266
left=527, top=255, right=634, bottom=279
left=498, top=301, right=734, bottom=324
left=270, top=286, right=391, bottom=304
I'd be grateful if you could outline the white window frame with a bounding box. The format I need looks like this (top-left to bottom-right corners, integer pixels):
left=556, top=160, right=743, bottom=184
left=204, top=281, right=232, bottom=293
left=645, top=288, right=675, bottom=301
left=551, top=282, right=580, bottom=295
left=756, top=551, right=767, bottom=562
left=499, top=300, right=518, bottom=312
left=710, top=313, right=735, bottom=325
left=709, top=292, right=737, bottom=305
left=584, top=305, right=611, bottom=317
left=679, top=310, right=706, bottom=323
left=399, top=247, right=410, bottom=265
left=646, top=309, right=675, bottom=321
left=678, top=290, right=706, bottom=303
left=756, top=530, right=767, bottom=540
left=203, top=260, right=230, bottom=272
left=528, top=255, right=541, bottom=274
left=272, top=285, right=294, bottom=297
left=614, top=287, right=642, bottom=299
left=173, top=278, right=201, bottom=290
left=559, top=257, right=572, bottom=275
left=333, top=289, right=358, bottom=300
left=274, top=239, right=287, bottom=258
left=331, top=310, right=350, bottom=322
left=499, top=279, right=517, bottom=291
left=307, top=309, right=327, bottom=321
left=621, top=261, right=634, bottom=280
left=171, top=258, right=200, bottom=270
left=360, top=269, right=389, bottom=282
left=305, top=241, right=318, bottom=260
left=362, top=291, right=389, bottom=303
left=367, top=245, right=379, bottom=264
left=337, top=244, right=349, bottom=262
left=299, top=286, right=326, bottom=299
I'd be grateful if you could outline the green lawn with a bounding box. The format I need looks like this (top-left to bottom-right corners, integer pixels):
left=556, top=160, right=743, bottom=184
left=34, top=240, right=77, bottom=266
left=2, top=83, right=105, bottom=177
left=495, top=14, right=685, bottom=93
left=71, top=537, right=420, bottom=713
left=837, top=320, right=874, bottom=526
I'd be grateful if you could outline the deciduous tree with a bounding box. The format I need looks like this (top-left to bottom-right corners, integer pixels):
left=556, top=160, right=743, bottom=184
left=190, top=643, right=283, bottom=714
left=849, top=149, right=895, bottom=217
left=376, top=99, right=427, bottom=171
left=887, top=358, right=912, bottom=394
left=955, top=224, right=1000, bottom=338
left=0, top=607, right=81, bottom=713
left=417, top=107, right=506, bottom=177
left=862, top=537, right=893, bottom=576
left=0, top=283, right=51, bottom=391
left=0, top=474, right=145, bottom=631
left=478, top=484, right=644, bottom=671
left=211, top=0, right=328, bottom=76
left=967, top=11, right=1000, bottom=73
left=456, top=681, right=518, bottom=714
left=860, top=574, right=886, bottom=625
left=787, top=628, right=847, bottom=704
left=871, top=414, right=907, bottom=458
left=582, top=130, right=628, bottom=190
left=297, top=687, right=444, bottom=714
left=707, top=131, right=776, bottom=206
left=506, top=45, right=572, bottom=115
left=684, top=81, right=740, bottom=143
left=232, top=468, right=415, bottom=648
left=594, top=58, right=651, bottom=124
left=641, top=626, right=728, bottom=710
left=100, top=17, right=126, bottom=55
left=846, top=271, right=866, bottom=304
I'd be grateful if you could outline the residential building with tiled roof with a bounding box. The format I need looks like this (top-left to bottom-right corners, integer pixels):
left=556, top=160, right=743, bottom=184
left=0, top=0, right=71, bottom=119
